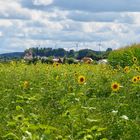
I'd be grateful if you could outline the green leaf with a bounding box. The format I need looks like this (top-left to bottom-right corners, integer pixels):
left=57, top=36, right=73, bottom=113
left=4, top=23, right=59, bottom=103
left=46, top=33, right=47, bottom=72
left=97, top=127, right=107, bottom=132
left=3, top=132, right=19, bottom=140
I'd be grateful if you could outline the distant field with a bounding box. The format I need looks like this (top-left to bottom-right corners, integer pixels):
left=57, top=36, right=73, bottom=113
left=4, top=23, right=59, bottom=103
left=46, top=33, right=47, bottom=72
left=0, top=62, right=140, bottom=139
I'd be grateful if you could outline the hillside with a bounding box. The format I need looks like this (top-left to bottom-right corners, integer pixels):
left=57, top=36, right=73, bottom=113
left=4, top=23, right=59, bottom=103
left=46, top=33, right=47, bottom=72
left=0, top=52, right=24, bottom=58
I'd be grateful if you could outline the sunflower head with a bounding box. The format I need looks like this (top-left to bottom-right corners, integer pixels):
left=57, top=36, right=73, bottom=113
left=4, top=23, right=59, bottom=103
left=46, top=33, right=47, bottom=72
left=85, top=60, right=91, bottom=64
left=136, top=76, right=140, bottom=81
left=124, top=66, right=130, bottom=73
left=132, top=57, right=137, bottom=63
left=53, top=62, right=59, bottom=67
left=74, top=71, right=78, bottom=77
left=135, top=66, right=139, bottom=71
left=111, top=82, right=120, bottom=92
left=68, top=86, right=73, bottom=92
left=78, top=75, right=86, bottom=84
left=132, top=76, right=138, bottom=83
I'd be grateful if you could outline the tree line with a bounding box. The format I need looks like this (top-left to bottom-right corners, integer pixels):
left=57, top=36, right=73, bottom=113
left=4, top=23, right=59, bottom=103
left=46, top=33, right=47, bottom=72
left=25, top=47, right=112, bottom=60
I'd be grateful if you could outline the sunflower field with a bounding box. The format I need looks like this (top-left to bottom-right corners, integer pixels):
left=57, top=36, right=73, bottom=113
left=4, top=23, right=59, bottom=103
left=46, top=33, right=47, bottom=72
left=0, top=61, right=140, bottom=140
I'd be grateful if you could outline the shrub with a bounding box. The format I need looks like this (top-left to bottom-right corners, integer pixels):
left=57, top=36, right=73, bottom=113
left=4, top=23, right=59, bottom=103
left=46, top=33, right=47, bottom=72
left=66, top=58, right=78, bottom=64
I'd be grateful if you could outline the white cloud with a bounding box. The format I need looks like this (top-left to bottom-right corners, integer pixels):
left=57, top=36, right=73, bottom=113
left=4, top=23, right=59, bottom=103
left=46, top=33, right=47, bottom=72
left=0, top=0, right=140, bottom=53
left=0, top=20, right=13, bottom=27
left=0, top=0, right=31, bottom=20
left=0, top=32, right=3, bottom=37
left=33, top=0, right=53, bottom=6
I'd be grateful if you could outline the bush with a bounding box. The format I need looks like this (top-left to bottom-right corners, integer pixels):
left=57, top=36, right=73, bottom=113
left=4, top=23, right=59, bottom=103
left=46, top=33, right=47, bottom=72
left=66, top=58, right=78, bottom=64
left=108, top=44, right=140, bottom=68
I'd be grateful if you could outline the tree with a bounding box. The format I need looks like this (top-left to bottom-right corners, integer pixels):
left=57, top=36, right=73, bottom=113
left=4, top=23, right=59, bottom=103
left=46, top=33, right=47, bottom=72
left=68, top=49, right=75, bottom=58
left=106, top=48, right=112, bottom=52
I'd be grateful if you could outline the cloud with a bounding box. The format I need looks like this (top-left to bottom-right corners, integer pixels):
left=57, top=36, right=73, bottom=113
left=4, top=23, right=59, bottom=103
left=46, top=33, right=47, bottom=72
left=0, top=0, right=140, bottom=53
left=67, top=11, right=140, bottom=24
left=33, top=0, right=53, bottom=6
left=0, top=20, right=13, bottom=27
left=0, top=0, right=31, bottom=20
left=0, top=32, right=3, bottom=37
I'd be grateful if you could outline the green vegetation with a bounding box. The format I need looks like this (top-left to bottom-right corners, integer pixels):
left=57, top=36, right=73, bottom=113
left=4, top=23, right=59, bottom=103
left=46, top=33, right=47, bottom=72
left=0, top=60, right=140, bottom=139
left=0, top=52, right=24, bottom=62
left=108, top=44, right=140, bottom=68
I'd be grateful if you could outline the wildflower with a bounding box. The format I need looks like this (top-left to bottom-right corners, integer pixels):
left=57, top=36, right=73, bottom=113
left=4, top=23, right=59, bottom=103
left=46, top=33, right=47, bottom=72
left=136, top=76, right=140, bottom=81
left=111, top=82, right=120, bottom=91
left=133, top=57, right=137, bottom=63
left=132, top=76, right=138, bottom=83
left=135, top=66, right=139, bottom=71
left=124, top=66, right=130, bottom=73
left=53, top=62, right=59, bottom=67
left=23, top=81, right=29, bottom=89
left=68, top=86, right=73, bottom=92
left=85, top=60, right=91, bottom=64
left=78, top=75, right=86, bottom=84
left=112, top=110, right=118, bottom=114
left=15, top=115, right=24, bottom=121
left=74, top=71, right=78, bottom=77
left=120, top=115, right=129, bottom=120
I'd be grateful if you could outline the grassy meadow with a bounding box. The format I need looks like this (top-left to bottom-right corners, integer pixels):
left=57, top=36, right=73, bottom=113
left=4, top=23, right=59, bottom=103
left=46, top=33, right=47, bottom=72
left=0, top=60, right=140, bottom=140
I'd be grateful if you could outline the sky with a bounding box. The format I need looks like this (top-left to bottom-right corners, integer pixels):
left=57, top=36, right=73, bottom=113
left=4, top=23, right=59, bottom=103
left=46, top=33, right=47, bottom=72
left=0, top=0, right=140, bottom=53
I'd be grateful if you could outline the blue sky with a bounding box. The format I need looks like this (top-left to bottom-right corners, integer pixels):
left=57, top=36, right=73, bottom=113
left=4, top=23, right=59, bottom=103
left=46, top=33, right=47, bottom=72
left=0, top=0, right=140, bottom=53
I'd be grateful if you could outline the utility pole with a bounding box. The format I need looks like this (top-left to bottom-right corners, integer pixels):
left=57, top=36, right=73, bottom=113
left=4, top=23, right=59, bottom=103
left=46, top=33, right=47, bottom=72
left=98, top=41, right=102, bottom=60
left=54, top=43, right=57, bottom=49
left=98, top=41, right=102, bottom=52
left=76, top=42, right=79, bottom=52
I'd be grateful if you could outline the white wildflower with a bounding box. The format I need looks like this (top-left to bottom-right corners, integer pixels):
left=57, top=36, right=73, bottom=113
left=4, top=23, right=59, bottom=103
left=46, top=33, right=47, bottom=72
left=120, top=115, right=129, bottom=120
left=112, top=110, right=118, bottom=114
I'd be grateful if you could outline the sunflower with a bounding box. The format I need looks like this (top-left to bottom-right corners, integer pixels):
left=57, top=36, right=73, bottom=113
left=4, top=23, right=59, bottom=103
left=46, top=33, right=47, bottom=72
left=111, top=82, right=120, bottom=91
left=133, top=57, right=137, bottom=63
left=85, top=60, right=91, bottom=64
left=23, top=81, right=29, bottom=89
left=135, top=66, right=139, bottom=71
left=132, top=76, right=138, bottom=83
left=78, top=75, right=86, bottom=84
left=68, top=86, right=73, bottom=92
left=124, top=66, right=130, bottom=73
left=53, top=62, right=59, bottom=67
left=74, top=71, right=78, bottom=77
left=136, top=76, right=140, bottom=81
